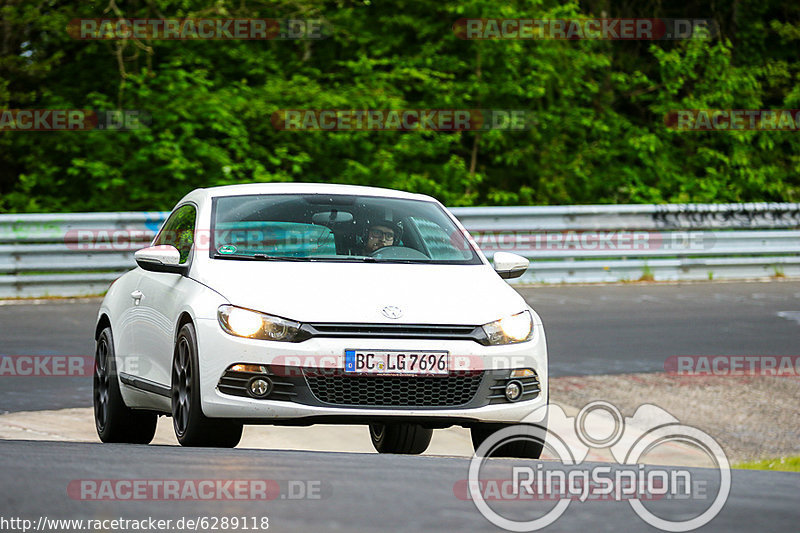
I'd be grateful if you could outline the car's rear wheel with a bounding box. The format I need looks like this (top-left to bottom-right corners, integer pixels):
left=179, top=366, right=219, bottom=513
left=171, top=323, right=243, bottom=448
left=93, top=327, right=157, bottom=444
left=471, top=423, right=547, bottom=458
left=369, top=423, right=432, bottom=454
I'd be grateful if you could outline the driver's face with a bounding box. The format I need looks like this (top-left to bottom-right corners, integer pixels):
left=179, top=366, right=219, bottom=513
left=365, top=225, right=395, bottom=253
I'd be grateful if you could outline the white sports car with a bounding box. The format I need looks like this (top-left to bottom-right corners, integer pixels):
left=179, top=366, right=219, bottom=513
left=94, top=183, right=548, bottom=456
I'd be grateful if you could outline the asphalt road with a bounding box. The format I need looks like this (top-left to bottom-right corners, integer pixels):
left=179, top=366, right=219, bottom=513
left=520, top=280, right=800, bottom=375
left=1, top=440, right=797, bottom=533
left=1, top=281, right=799, bottom=413
left=1, top=281, right=798, bottom=532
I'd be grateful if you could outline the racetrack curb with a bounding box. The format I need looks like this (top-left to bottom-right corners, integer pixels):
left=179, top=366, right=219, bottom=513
left=0, top=400, right=714, bottom=467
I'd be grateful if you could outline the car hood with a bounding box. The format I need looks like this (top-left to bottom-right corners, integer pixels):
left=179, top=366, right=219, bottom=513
left=193, top=260, right=530, bottom=325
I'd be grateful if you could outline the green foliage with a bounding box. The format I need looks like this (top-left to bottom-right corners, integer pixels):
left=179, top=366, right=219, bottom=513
left=0, top=0, right=798, bottom=212
left=639, top=262, right=655, bottom=281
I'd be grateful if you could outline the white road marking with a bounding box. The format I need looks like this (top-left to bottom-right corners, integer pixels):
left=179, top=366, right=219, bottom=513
left=776, top=311, right=800, bottom=325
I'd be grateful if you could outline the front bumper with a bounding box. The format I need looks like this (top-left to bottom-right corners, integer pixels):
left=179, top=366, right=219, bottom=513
left=195, top=317, right=548, bottom=426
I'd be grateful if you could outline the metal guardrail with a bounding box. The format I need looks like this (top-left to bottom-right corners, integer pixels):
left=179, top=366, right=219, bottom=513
left=0, top=204, right=798, bottom=297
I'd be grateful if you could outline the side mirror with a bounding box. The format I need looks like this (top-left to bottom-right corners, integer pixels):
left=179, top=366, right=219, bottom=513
left=134, top=245, right=187, bottom=274
left=493, top=251, right=529, bottom=279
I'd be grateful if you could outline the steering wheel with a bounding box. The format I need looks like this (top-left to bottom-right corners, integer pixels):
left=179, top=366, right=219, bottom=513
left=368, top=246, right=430, bottom=260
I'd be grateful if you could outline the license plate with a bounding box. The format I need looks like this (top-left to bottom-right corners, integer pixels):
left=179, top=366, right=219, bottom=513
left=344, top=350, right=449, bottom=376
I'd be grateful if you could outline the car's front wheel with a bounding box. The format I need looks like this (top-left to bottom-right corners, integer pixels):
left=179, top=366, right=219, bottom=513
left=369, top=423, right=432, bottom=454
left=471, top=422, right=547, bottom=458
left=93, top=327, right=157, bottom=444
left=171, top=323, right=243, bottom=447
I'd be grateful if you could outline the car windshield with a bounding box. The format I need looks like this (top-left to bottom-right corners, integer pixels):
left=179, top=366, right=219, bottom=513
left=210, top=193, right=481, bottom=264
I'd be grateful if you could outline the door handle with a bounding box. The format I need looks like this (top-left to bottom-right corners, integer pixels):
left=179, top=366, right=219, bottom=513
left=131, top=290, right=144, bottom=304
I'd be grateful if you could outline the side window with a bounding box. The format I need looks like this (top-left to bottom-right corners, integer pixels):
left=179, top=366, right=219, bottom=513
left=153, top=205, right=197, bottom=264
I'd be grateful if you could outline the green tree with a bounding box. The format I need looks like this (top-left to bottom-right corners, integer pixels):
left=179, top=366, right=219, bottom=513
left=0, top=0, right=798, bottom=212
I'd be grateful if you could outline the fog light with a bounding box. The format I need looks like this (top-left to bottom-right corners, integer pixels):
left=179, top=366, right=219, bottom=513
left=230, top=363, right=267, bottom=373
left=504, top=380, right=523, bottom=402
left=248, top=377, right=273, bottom=398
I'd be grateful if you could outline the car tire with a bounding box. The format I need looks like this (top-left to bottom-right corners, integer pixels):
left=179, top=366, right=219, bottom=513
left=369, top=423, right=432, bottom=454
left=471, top=422, right=547, bottom=459
left=93, top=327, right=158, bottom=444
left=171, top=322, right=243, bottom=448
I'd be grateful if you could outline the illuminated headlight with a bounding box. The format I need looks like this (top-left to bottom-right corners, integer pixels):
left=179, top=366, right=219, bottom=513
left=217, top=305, right=311, bottom=342
left=479, top=310, right=534, bottom=345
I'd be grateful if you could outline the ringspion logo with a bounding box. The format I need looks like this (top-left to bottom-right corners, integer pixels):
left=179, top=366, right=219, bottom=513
left=466, top=402, right=730, bottom=531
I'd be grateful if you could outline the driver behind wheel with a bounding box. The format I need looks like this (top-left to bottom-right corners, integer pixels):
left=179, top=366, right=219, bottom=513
left=362, top=220, right=402, bottom=254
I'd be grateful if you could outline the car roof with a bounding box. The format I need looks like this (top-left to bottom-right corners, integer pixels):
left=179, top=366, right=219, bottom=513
left=176, top=183, right=437, bottom=207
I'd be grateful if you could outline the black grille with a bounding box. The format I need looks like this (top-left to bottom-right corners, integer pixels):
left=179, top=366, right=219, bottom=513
left=303, top=371, right=484, bottom=407
left=304, top=323, right=480, bottom=341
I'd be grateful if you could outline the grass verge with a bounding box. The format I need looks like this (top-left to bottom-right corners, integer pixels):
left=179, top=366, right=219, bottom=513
left=733, top=456, right=800, bottom=472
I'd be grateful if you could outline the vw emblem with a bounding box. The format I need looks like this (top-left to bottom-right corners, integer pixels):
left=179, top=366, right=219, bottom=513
left=381, top=306, right=403, bottom=319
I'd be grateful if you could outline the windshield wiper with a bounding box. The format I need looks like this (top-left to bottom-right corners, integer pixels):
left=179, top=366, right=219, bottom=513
left=211, top=253, right=401, bottom=263
left=315, top=256, right=376, bottom=262
left=212, top=253, right=312, bottom=261
left=253, top=254, right=313, bottom=261
left=370, top=259, right=429, bottom=264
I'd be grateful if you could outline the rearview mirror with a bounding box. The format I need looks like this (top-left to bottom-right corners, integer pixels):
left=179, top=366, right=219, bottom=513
left=493, top=252, right=529, bottom=279
left=134, top=245, right=187, bottom=274
left=311, top=210, right=354, bottom=225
